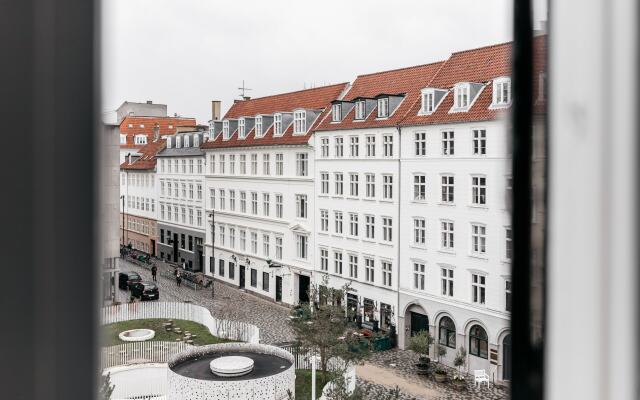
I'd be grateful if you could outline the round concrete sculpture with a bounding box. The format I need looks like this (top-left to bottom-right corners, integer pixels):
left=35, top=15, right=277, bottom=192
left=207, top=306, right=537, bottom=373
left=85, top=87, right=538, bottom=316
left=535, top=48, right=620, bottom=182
left=167, top=343, right=295, bottom=400
left=118, top=329, right=155, bottom=342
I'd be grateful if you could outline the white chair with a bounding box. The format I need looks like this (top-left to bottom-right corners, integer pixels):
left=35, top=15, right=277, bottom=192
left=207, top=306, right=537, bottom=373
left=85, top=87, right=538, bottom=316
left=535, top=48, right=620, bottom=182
left=474, top=369, right=490, bottom=387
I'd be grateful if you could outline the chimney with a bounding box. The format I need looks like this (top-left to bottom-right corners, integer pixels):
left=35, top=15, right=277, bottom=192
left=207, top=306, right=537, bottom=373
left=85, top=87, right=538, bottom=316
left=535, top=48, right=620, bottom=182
left=211, top=100, right=221, bottom=121
left=153, top=123, right=160, bottom=142
left=128, top=153, right=132, bottom=165
left=243, top=96, right=251, bottom=101
left=146, top=100, right=153, bottom=104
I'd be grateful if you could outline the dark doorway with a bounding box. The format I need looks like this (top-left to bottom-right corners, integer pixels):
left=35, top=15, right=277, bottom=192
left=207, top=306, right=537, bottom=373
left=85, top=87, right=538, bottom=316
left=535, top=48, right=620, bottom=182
left=410, top=311, right=429, bottom=336
left=197, top=250, right=203, bottom=272
left=172, top=233, right=178, bottom=262
left=503, top=334, right=512, bottom=381
left=150, top=239, right=156, bottom=256
left=298, top=274, right=310, bottom=303
left=239, top=265, right=246, bottom=289
left=275, top=276, right=283, bottom=302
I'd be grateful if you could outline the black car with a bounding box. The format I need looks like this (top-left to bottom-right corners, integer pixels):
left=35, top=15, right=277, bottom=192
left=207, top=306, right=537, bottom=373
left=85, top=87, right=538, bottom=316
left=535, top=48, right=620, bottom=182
left=118, top=271, right=142, bottom=290
left=130, top=281, right=159, bottom=301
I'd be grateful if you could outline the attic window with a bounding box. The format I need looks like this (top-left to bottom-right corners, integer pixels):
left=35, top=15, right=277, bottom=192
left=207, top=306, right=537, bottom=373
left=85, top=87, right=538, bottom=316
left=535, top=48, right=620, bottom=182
left=355, top=100, right=366, bottom=120
left=176, top=136, right=182, bottom=148
left=193, top=135, right=200, bottom=147
left=274, top=114, right=283, bottom=136
left=454, top=84, right=470, bottom=109
left=377, top=98, right=389, bottom=118
left=255, top=116, right=263, bottom=137
left=128, top=123, right=133, bottom=128
left=422, top=90, right=435, bottom=113
left=332, top=104, right=341, bottom=122
left=119, top=134, right=127, bottom=144
left=168, top=124, right=173, bottom=129
left=238, top=118, right=246, bottom=139
left=134, top=135, right=147, bottom=145
left=493, top=77, right=511, bottom=106
left=139, top=124, right=145, bottom=128
left=223, top=120, right=230, bottom=140
left=184, top=135, right=190, bottom=147
left=293, top=110, right=306, bottom=134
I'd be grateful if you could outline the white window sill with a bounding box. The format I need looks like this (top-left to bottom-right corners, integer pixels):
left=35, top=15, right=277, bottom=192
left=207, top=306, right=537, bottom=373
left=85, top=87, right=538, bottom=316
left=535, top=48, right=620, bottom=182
left=331, top=234, right=343, bottom=239
left=468, top=253, right=489, bottom=261
left=412, top=199, right=427, bottom=204
left=410, top=244, right=427, bottom=250
left=346, top=236, right=359, bottom=241
left=361, top=238, right=376, bottom=244
left=346, top=196, right=359, bottom=200
left=379, top=241, right=394, bottom=247
left=501, top=258, right=512, bottom=264
left=438, top=202, right=456, bottom=207
left=438, top=249, right=456, bottom=256
left=318, top=231, right=330, bottom=236
left=362, top=198, right=376, bottom=202
left=468, top=204, right=489, bottom=210
left=331, top=196, right=344, bottom=199
left=380, top=199, right=394, bottom=204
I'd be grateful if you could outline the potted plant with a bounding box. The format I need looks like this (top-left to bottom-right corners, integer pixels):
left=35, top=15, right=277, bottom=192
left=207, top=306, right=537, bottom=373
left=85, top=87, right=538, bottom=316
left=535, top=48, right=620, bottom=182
left=436, top=344, right=447, bottom=363
left=434, top=366, right=447, bottom=383
left=408, top=330, right=433, bottom=375
left=452, top=346, right=467, bottom=389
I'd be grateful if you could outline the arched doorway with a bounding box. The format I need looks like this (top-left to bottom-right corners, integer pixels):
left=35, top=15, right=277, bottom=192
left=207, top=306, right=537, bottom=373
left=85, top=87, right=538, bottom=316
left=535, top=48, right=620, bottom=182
left=410, top=311, right=429, bottom=336
left=503, top=334, right=512, bottom=380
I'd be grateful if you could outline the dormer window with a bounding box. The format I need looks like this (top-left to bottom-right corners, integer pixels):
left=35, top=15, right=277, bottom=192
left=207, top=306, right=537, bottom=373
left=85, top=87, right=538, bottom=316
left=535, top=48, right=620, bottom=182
left=193, top=135, right=200, bottom=147
left=255, top=116, right=263, bottom=137
left=119, top=134, right=127, bottom=144
left=293, top=110, right=306, bottom=134
left=355, top=100, right=366, bottom=120
left=332, top=104, right=342, bottom=122
left=238, top=118, right=246, bottom=139
left=423, top=90, right=435, bottom=113
left=377, top=97, right=389, bottom=118
left=493, top=77, right=511, bottom=106
left=134, top=134, right=147, bottom=145
left=454, top=84, right=470, bottom=108
left=183, top=135, right=190, bottom=147
left=175, top=136, right=181, bottom=148
left=168, top=124, right=173, bottom=129
left=274, top=113, right=282, bottom=136
left=209, top=121, right=215, bottom=136
left=223, top=120, right=230, bottom=140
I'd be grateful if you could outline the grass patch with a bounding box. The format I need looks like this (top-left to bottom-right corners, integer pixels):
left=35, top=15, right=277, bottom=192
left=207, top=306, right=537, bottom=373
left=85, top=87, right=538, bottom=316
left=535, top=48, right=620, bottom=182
left=295, top=369, right=331, bottom=400
left=102, top=318, right=233, bottom=347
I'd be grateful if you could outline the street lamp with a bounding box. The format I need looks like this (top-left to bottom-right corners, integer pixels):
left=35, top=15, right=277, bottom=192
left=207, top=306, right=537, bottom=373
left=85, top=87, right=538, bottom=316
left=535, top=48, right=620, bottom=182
left=120, top=195, right=125, bottom=251
left=208, top=211, right=215, bottom=299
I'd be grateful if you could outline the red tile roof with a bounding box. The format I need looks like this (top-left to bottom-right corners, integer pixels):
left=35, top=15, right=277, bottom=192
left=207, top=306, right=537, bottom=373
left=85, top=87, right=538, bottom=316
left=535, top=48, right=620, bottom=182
left=202, top=83, right=348, bottom=149
left=120, top=139, right=166, bottom=170
left=119, top=116, right=197, bottom=148
left=315, top=62, right=444, bottom=131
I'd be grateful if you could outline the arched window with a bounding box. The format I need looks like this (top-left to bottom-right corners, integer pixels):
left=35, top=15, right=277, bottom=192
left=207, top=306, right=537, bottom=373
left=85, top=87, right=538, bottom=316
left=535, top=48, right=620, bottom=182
left=469, top=324, right=488, bottom=358
left=438, top=316, right=456, bottom=348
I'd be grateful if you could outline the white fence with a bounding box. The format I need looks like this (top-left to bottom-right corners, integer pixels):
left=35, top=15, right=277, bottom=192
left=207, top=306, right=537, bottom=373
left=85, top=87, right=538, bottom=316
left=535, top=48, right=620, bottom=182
left=101, top=302, right=260, bottom=344
left=101, top=342, right=190, bottom=370
left=105, top=363, right=168, bottom=400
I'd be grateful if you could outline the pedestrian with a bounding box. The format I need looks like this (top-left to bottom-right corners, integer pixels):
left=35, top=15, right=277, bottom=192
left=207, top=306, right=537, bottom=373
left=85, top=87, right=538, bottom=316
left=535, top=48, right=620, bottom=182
left=151, top=265, right=157, bottom=282
left=176, top=271, right=182, bottom=287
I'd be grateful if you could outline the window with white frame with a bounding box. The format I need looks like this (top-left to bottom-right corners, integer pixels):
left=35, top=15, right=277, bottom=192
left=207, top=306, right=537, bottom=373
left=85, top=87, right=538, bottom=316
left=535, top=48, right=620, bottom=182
left=134, top=135, right=147, bottom=145
left=240, top=191, right=246, bottom=213
left=240, top=229, right=246, bottom=251
left=197, top=159, right=203, bottom=174
left=332, top=104, right=341, bottom=122
left=382, top=174, right=393, bottom=199
left=321, top=137, right=329, bottom=157
left=251, top=192, right=258, bottom=214
left=223, top=120, right=230, bottom=139
left=454, top=84, right=470, bottom=108
left=181, top=183, right=187, bottom=198
left=320, top=248, right=329, bottom=271
left=240, top=154, right=246, bottom=174
left=189, top=159, right=194, bottom=173
left=349, top=254, right=358, bottom=278
left=472, top=274, right=486, bottom=304
left=219, top=154, right=226, bottom=174
left=173, top=181, right=178, bottom=197
left=334, top=211, right=343, bottom=234
left=320, top=209, right=329, bottom=232
left=263, top=154, right=270, bottom=175
left=334, top=251, right=343, bottom=274
left=415, top=132, right=426, bottom=156
left=219, top=225, right=225, bottom=247
left=167, top=182, right=172, bottom=198
left=174, top=159, right=178, bottom=173
left=441, top=221, right=454, bottom=250
left=422, top=90, right=435, bottom=113
left=414, top=218, right=426, bottom=246
left=255, top=116, right=263, bottom=137
left=160, top=204, right=165, bottom=219
left=275, top=153, right=284, bottom=176
left=296, top=153, right=308, bottom=176
left=414, top=263, right=426, bottom=290
left=349, top=213, right=359, bottom=236
left=229, top=155, right=235, bottom=174
left=377, top=97, right=389, bottom=118
left=293, top=110, right=306, bottom=134
left=349, top=173, right=359, bottom=197
left=414, top=174, right=426, bottom=201
left=262, top=234, right=270, bottom=257
left=229, top=190, right=236, bottom=211
left=188, top=183, right=193, bottom=199
left=505, top=279, right=512, bottom=311
left=209, top=155, right=215, bottom=174
left=473, top=129, right=487, bottom=155
left=275, top=194, right=283, bottom=218
left=355, top=100, right=366, bottom=120
left=365, top=174, right=375, bottom=198
left=382, top=217, right=392, bottom=242
left=505, top=227, right=513, bottom=260
left=263, top=193, right=270, bottom=216
left=493, top=77, right=511, bottom=105
left=382, top=261, right=392, bottom=287
left=296, top=194, right=307, bottom=218
left=219, top=189, right=226, bottom=210
left=334, top=137, right=344, bottom=157
left=229, top=227, right=235, bottom=248
left=349, top=136, right=359, bottom=157
left=160, top=181, right=165, bottom=196
left=365, top=215, right=375, bottom=239
left=197, top=184, right=203, bottom=200
left=441, top=267, right=454, bottom=296
left=365, top=258, right=375, bottom=283
left=442, top=131, right=454, bottom=155
left=250, top=231, right=258, bottom=254
left=441, top=175, right=454, bottom=203
left=383, top=134, right=393, bottom=157
left=296, top=234, right=308, bottom=259
left=273, top=114, right=282, bottom=135
left=471, top=224, right=487, bottom=254
left=365, top=135, right=376, bottom=157
left=334, top=173, right=344, bottom=195
left=251, top=154, right=257, bottom=175
left=471, top=176, right=487, bottom=205
left=210, top=188, right=216, bottom=209
left=320, top=172, right=329, bottom=194
left=275, top=236, right=283, bottom=260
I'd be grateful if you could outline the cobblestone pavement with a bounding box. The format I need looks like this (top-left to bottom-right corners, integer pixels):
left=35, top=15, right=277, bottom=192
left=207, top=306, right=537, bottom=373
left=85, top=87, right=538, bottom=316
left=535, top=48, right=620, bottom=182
left=116, top=258, right=295, bottom=344
left=356, top=378, right=421, bottom=400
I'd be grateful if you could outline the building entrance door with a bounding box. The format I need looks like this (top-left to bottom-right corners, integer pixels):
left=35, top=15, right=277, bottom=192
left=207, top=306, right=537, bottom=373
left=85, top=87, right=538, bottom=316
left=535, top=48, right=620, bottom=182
left=410, top=312, right=429, bottom=336
left=172, top=233, right=178, bottom=262
left=275, top=276, right=283, bottom=302
left=239, top=266, right=246, bottom=289
left=298, top=275, right=310, bottom=303
left=150, top=239, right=156, bottom=256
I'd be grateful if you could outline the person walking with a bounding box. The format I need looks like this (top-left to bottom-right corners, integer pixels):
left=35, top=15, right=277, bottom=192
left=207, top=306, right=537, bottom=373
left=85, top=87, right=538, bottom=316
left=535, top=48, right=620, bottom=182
left=151, top=265, right=157, bottom=282
left=176, top=271, right=182, bottom=287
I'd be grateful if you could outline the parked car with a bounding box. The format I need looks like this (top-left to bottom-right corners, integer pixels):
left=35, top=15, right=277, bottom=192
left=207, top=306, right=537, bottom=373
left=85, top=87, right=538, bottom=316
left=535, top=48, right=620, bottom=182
left=118, top=271, right=141, bottom=290
left=130, top=281, right=160, bottom=301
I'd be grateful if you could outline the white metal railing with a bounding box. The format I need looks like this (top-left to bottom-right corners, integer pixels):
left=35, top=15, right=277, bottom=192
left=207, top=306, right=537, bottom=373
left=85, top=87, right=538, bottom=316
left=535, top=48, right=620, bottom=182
left=101, top=302, right=260, bottom=344
left=101, top=341, right=189, bottom=370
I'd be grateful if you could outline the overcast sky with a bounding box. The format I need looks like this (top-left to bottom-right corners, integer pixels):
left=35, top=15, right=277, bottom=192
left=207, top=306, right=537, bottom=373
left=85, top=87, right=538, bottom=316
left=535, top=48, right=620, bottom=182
left=102, top=0, right=547, bottom=124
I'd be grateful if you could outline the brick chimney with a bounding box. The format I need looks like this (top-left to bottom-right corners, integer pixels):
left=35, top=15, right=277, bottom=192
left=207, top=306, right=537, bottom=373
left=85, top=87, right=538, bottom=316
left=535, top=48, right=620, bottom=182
left=153, top=123, right=160, bottom=142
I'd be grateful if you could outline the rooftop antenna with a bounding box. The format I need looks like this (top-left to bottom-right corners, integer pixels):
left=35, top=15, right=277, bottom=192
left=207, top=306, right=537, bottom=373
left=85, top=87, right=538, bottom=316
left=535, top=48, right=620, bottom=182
left=238, top=80, right=252, bottom=99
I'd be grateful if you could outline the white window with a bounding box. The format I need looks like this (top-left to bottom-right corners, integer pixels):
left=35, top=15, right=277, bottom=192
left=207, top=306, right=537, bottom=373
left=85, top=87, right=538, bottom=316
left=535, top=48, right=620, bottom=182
left=442, top=131, right=454, bottom=155
left=334, top=211, right=343, bottom=234
left=471, top=224, right=487, bottom=254
left=349, top=213, right=359, bottom=237
left=441, top=175, right=455, bottom=203
left=334, top=251, right=343, bottom=274
left=415, top=132, right=426, bottom=156
left=160, top=181, right=165, bottom=196
left=320, top=137, right=329, bottom=157
left=275, top=236, right=283, bottom=260
left=320, top=209, right=329, bottom=232
left=414, top=174, right=426, bottom=201
left=188, top=208, right=194, bottom=225
left=365, top=215, right=375, bottom=239
left=365, top=258, right=375, bottom=283
left=473, top=129, right=487, bottom=155
left=382, top=217, right=393, bottom=242
left=506, top=280, right=512, bottom=312
left=377, top=97, right=389, bottom=118
left=349, top=173, right=359, bottom=197
left=505, top=227, right=513, bottom=260
left=197, top=159, right=203, bottom=174
left=251, top=154, right=257, bottom=175
left=229, top=227, right=236, bottom=248
left=223, top=120, right=230, bottom=139
left=334, top=173, right=344, bottom=195
left=365, top=135, right=376, bottom=157
left=197, top=184, right=203, bottom=199
left=296, top=153, right=308, bottom=176
left=382, top=174, right=393, bottom=200
left=423, top=90, right=435, bottom=113
left=472, top=274, right=486, bottom=304
left=188, top=183, right=193, bottom=199
left=134, top=135, right=147, bottom=145
left=262, top=193, right=270, bottom=216
left=184, top=136, right=190, bottom=147
left=296, top=194, right=307, bottom=218
left=493, top=77, right=511, bottom=105
left=414, top=263, right=426, bottom=290
left=293, top=110, right=306, bottom=134
left=441, top=221, right=455, bottom=250
left=414, top=218, right=426, bottom=246
left=209, top=155, right=215, bottom=174
left=251, top=192, right=258, bottom=214
left=262, top=234, right=270, bottom=257
left=229, top=190, right=235, bottom=211
left=176, top=136, right=182, bottom=149
left=472, top=176, right=487, bottom=205
left=240, top=230, right=246, bottom=251
left=454, top=84, right=470, bottom=108
left=334, top=137, right=344, bottom=157
left=355, top=100, right=366, bottom=120
left=181, top=182, right=187, bottom=198
left=365, top=174, right=375, bottom=198
left=167, top=182, right=172, bottom=198
left=275, top=194, right=283, bottom=218
left=349, top=254, right=358, bottom=278
left=229, top=155, right=235, bottom=174
left=219, top=154, right=226, bottom=174
left=273, top=113, right=282, bottom=136
left=210, top=189, right=216, bottom=209
left=119, top=134, right=126, bottom=144
left=382, top=261, right=392, bottom=287
left=275, top=153, right=284, bottom=176
left=181, top=207, right=186, bottom=223
left=296, top=234, right=308, bottom=259
left=194, top=135, right=200, bottom=147
left=349, top=136, right=359, bottom=157
left=160, top=204, right=165, bottom=219
left=251, top=232, right=258, bottom=254
left=238, top=118, right=246, bottom=138
left=383, top=134, right=393, bottom=157
left=441, top=268, right=454, bottom=296
left=240, top=154, right=247, bottom=174
left=255, top=116, right=263, bottom=137
left=332, top=104, right=341, bottom=122
left=263, top=154, right=271, bottom=175
left=240, top=191, right=246, bottom=213
left=320, top=172, right=329, bottom=194
left=320, top=248, right=329, bottom=271
left=219, top=189, right=226, bottom=210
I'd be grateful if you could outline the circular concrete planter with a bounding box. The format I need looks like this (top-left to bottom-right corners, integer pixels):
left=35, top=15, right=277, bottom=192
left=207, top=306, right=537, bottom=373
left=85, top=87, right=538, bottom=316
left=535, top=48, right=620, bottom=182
left=119, top=329, right=156, bottom=342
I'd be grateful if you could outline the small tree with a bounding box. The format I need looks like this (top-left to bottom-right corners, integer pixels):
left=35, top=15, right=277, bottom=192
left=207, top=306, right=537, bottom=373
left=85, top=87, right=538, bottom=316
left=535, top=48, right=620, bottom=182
left=436, top=344, right=447, bottom=363
left=99, top=372, right=115, bottom=400
left=453, top=346, right=467, bottom=379
left=407, top=330, right=433, bottom=362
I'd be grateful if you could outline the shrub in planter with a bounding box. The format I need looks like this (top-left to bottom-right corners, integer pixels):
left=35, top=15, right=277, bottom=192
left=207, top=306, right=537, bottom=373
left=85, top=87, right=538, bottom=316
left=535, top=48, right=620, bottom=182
left=452, top=346, right=468, bottom=389
left=408, top=330, right=433, bottom=365
left=434, top=366, right=447, bottom=383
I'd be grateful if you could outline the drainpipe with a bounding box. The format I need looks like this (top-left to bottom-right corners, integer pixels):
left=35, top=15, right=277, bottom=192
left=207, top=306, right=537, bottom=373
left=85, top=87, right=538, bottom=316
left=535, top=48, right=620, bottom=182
left=395, top=124, right=402, bottom=349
